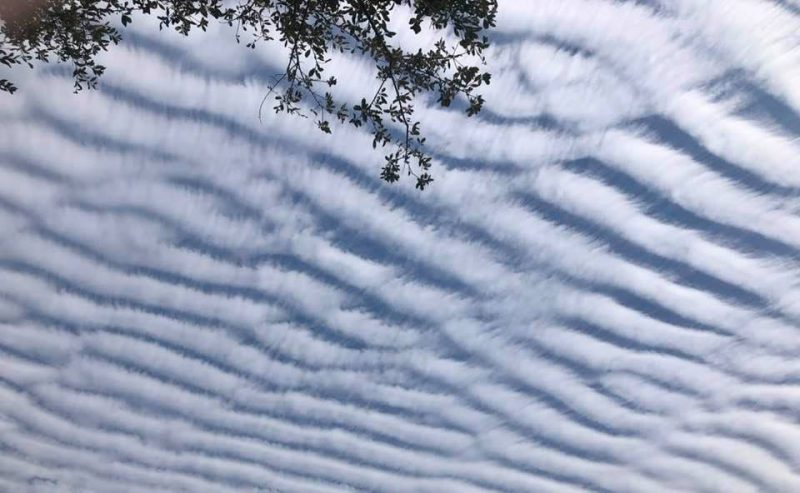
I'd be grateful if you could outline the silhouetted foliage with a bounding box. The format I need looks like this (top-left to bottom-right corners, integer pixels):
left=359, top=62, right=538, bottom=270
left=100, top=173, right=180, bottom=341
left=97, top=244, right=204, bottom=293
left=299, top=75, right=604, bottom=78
left=0, top=0, right=498, bottom=189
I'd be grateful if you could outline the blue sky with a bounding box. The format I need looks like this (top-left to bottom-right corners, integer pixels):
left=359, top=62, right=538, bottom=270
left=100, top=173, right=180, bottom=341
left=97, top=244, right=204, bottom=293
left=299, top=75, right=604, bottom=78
left=2, top=1, right=800, bottom=491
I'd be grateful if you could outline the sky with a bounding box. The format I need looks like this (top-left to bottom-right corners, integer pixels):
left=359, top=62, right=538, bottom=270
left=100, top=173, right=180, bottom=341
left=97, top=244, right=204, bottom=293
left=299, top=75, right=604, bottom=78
left=2, top=0, right=800, bottom=491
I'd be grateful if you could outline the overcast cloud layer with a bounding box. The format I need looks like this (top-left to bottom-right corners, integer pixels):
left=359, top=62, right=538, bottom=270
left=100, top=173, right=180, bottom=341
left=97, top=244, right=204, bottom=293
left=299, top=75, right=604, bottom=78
left=3, top=0, right=800, bottom=491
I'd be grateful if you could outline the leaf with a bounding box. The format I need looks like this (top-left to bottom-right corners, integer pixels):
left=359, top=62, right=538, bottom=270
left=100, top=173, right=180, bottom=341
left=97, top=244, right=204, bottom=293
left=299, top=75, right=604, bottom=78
left=0, top=79, right=17, bottom=94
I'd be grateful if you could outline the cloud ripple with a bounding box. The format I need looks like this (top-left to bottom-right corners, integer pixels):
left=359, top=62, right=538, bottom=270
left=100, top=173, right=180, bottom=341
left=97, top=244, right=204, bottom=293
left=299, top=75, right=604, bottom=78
left=2, top=1, right=800, bottom=491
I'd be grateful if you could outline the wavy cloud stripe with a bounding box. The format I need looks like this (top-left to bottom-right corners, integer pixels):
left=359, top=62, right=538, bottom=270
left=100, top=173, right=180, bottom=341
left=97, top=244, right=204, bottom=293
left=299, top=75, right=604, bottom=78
left=2, top=1, right=800, bottom=491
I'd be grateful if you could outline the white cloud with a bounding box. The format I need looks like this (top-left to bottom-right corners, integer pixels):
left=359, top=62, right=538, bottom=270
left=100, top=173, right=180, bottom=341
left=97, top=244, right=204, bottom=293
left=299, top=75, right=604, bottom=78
left=2, top=0, right=800, bottom=491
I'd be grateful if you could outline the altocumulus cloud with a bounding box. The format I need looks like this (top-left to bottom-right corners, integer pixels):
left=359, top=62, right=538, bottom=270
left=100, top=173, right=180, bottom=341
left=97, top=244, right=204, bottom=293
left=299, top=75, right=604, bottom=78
left=2, top=0, right=800, bottom=491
